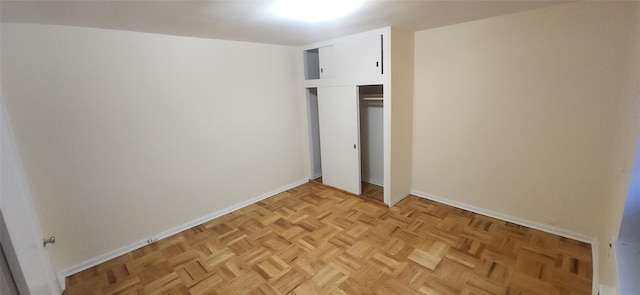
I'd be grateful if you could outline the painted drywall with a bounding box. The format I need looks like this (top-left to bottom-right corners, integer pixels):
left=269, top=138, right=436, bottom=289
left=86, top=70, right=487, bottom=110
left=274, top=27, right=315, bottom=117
left=1, top=23, right=308, bottom=278
left=412, top=1, right=640, bottom=287
left=388, top=27, right=414, bottom=205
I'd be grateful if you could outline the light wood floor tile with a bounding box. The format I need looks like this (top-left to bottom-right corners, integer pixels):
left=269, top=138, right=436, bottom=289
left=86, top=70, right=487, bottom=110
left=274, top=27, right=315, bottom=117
left=64, top=181, right=592, bottom=295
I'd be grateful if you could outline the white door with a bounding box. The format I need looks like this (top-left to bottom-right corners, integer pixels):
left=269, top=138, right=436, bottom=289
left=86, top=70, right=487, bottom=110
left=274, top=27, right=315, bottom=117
left=317, top=86, right=361, bottom=195
left=1, top=96, right=61, bottom=294
left=318, top=45, right=336, bottom=79
left=336, top=34, right=383, bottom=84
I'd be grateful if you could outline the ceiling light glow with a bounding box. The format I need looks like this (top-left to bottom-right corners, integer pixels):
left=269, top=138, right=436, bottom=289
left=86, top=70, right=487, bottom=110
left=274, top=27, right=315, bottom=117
left=270, top=0, right=364, bottom=22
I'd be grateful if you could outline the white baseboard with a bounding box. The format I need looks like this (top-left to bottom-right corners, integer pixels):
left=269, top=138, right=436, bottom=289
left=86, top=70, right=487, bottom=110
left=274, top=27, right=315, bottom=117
left=59, top=178, right=308, bottom=289
left=362, top=177, right=383, bottom=187
left=410, top=190, right=593, bottom=243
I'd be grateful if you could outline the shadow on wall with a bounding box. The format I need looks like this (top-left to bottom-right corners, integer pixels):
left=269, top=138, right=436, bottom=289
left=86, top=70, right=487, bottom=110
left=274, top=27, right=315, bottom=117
left=618, top=136, right=640, bottom=243
left=616, top=136, right=640, bottom=294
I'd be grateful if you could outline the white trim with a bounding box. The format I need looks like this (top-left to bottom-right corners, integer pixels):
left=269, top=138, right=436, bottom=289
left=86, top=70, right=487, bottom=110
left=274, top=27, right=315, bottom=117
left=1, top=97, right=62, bottom=294
left=611, top=238, right=618, bottom=295
left=56, top=274, right=66, bottom=292
left=59, top=178, right=308, bottom=288
left=614, top=239, right=640, bottom=295
left=410, top=190, right=593, bottom=243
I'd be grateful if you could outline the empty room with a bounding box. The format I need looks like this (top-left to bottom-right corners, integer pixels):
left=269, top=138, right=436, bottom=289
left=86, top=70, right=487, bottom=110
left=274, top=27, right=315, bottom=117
left=1, top=1, right=639, bottom=294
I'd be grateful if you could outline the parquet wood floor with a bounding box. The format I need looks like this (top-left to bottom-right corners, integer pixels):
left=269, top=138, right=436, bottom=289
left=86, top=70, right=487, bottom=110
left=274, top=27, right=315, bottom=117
left=360, top=182, right=383, bottom=203
left=64, top=182, right=592, bottom=295
left=312, top=177, right=384, bottom=203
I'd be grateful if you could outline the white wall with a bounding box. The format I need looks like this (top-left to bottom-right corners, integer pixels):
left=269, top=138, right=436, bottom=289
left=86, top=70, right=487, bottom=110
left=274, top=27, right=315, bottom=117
left=412, top=2, right=640, bottom=287
left=1, top=23, right=308, bottom=280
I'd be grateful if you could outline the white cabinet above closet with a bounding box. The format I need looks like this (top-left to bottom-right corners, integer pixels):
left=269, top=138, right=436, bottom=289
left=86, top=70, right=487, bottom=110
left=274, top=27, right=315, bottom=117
left=303, top=45, right=336, bottom=80
left=336, top=34, right=383, bottom=85
left=303, top=31, right=383, bottom=86
left=319, top=46, right=335, bottom=79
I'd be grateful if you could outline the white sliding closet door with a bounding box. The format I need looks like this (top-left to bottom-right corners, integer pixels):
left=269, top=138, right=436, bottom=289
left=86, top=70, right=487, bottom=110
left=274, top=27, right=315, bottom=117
left=317, top=86, right=361, bottom=195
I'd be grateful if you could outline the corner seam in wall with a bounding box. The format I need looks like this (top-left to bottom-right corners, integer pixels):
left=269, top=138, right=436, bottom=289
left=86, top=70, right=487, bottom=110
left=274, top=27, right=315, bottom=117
left=389, top=192, right=410, bottom=207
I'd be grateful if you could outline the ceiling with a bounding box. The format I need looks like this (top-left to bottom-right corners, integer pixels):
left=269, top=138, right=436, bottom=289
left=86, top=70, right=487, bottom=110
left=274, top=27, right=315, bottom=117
left=0, top=0, right=566, bottom=46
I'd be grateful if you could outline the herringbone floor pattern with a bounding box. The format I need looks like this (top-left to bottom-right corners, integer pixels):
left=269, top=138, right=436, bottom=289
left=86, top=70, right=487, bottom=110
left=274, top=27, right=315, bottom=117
left=64, top=181, right=592, bottom=295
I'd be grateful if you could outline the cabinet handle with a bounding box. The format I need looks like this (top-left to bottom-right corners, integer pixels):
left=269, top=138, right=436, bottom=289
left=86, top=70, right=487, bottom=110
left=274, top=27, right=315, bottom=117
left=376, top=61, right=379, bottom=67
left=354, top=144, right=356, bottom=149
left=321, top=68, right=324, bottom=73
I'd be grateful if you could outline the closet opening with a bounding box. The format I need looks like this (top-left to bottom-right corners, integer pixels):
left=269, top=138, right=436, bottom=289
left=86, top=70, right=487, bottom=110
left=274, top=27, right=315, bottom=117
left=358, top=84, right=384, bottom=202
left=307, top=85, right=384, bottom=204
left=306, top=88, right=322, bottom=183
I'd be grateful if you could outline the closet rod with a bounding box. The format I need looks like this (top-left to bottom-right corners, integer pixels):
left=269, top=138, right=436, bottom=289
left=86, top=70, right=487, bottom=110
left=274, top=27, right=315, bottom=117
left=361, top=95, right=383, bottom=101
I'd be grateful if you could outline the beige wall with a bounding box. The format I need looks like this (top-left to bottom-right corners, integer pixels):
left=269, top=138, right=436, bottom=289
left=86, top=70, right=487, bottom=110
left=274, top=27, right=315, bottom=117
left=389, top=27, right=414, bottom=204
left=412, top=2, right=640, bottom=287
left=1, top=24, right=308, bottom=275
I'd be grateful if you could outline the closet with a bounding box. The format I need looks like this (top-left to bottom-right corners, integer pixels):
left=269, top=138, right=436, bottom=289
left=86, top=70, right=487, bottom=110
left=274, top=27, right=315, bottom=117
left=359, top=85, right=384, bottom=188
left=302, top=27, right=414, bottom=206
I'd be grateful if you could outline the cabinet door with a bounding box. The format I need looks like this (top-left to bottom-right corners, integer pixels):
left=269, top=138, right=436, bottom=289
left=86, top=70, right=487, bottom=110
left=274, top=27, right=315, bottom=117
left=318, top=45, right=335, bottom=79
left=337, top=34, right=383, bottom=84
left=317, top=86, right=361, bottom=195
